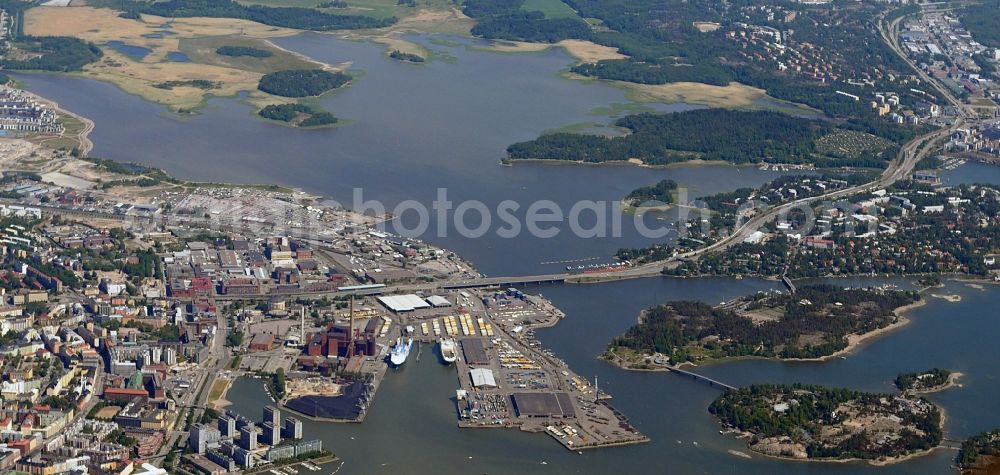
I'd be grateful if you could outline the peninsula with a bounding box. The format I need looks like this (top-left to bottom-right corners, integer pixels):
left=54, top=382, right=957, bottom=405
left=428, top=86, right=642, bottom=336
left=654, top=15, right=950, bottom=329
left=894, top=368, right=961, bottom=395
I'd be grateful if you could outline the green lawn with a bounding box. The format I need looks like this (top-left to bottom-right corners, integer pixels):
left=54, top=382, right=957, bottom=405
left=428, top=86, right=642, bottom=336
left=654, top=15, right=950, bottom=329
left=521, top=0, right=581, bottom=19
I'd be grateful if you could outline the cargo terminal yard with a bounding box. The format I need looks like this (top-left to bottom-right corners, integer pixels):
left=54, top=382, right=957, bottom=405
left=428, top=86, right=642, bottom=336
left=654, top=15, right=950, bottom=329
left=272, top=286, right=648, bottom=450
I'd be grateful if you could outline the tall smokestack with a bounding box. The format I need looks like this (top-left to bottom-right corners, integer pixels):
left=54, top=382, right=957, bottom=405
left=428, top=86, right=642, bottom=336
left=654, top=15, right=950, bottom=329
left=348, top=296, right=355, bottom=357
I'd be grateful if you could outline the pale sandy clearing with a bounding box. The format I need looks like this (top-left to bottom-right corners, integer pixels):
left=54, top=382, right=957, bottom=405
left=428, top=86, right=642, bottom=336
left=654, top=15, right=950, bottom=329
left=368, top=35, right=430, bottom=59
left=477, top=39, right=625, bottom=63
left=693, top=21, right=721, bottom=33
left=557, top=39, right=626, bottom=63
left=40, top=171, right=96, bottom=189
left=390, top=7, right=474, bottom=36
left=621, top=80, right=767, bottom=108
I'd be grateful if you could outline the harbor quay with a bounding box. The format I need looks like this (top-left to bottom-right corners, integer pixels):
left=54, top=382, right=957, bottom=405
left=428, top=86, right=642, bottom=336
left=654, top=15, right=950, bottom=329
left=262, top=287, right=648, bottom=450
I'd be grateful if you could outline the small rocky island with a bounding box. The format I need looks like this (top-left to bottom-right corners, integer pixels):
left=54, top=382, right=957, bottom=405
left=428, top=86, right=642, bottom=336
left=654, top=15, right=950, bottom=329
left=895, top=368, right=960, bottom=394
left=710, top=384, right=943, bottom=464
left=604, top=285, right=920, bottom=367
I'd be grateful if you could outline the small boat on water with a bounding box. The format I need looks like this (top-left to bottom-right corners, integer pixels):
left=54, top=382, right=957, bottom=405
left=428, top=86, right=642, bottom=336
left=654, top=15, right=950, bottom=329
left=390, top=337, right=412, bottom=367
left=439, top=338, right=457, bottom=364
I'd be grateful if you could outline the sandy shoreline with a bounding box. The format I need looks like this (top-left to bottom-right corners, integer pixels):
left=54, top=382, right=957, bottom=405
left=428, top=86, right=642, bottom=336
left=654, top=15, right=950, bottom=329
left=746, top=443, right=944, bottom=467
left=260, top=38, right=349, bottom=73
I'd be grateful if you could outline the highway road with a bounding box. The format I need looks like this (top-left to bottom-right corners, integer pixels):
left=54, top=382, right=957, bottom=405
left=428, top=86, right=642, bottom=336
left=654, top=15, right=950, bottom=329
left=879, top=7, right=976, bottom=120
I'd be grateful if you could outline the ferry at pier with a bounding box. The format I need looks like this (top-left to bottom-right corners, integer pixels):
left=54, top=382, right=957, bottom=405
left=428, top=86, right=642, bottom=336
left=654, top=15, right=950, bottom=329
left=439, top=338, right=457, bottom=364
left=390, top=337, right=412, bottom=367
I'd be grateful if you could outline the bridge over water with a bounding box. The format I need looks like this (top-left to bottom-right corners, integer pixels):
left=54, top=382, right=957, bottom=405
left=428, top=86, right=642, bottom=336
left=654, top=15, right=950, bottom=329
left=667, top=366, right=737, bottom=391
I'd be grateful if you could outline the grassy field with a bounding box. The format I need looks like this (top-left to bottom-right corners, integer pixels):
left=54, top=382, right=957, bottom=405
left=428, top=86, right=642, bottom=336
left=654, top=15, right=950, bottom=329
left=178, top=35, right=320, bottom=73
left=207, top=379, right=230, bottom=406
left=24, top=6, right=334, bottom=110
left=521, top=0, right=581, bottom=19
left=33, top=114, right=85, bottom=150
left=236, top=0, right=457, bottom=20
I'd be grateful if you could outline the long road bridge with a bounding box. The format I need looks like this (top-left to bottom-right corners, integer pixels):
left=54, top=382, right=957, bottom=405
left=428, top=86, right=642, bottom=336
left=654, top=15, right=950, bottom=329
left=666, top=367, right=737, bottom=391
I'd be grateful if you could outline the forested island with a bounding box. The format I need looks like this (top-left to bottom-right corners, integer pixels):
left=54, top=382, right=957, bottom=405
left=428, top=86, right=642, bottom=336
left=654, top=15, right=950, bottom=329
left=258, top=103, right=338, bottom=128
left=113, top=0, right=394, bottom=31
left=895, top=368, right=958, bottom=394
left=958, top=429, right=1000, bottom=474
left=604, top=285, right=920, bottom=365
left=505, top=109, right=898, bottom=167
left=258, top=69, right=351, bottom=97
left=625, top=179, right=677, bottom=207
left=216, top=45, right=273, bottom=58
left=389, top=50, right=424, bottom=63
left=710, top=384, right=943, bottom=463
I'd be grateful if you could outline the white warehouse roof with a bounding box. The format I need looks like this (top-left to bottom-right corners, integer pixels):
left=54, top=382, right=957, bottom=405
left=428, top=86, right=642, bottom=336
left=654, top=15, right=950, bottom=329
left=426, top=295, right=452, bottom=307
left=378, top=294, right=432, bottom=312
left=470, top=368, right=497, bottom=388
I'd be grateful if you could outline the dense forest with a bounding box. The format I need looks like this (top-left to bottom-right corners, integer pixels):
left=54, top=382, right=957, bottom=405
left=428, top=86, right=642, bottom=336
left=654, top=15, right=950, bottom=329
left=462, top=0, right=593, bottom=43
left=257, top=69, right=351, bottom=97
left=0, top=36, right=102, bottom=72
left=625, top=179, right=677, bottom=205
left=607, top=285, right=919, bottom=361
left=571, top=60, right=732, bottom=87
left=961, top=1, right=1000, bottom=48
left=116, top=0, right=394, bottom=31
left=710, top=384, right=943, bottom=460
left=895, top=368, right=952, bottom=392
left=258, top=103, right=338, bottom=127
left=216, top=45, right=273, bottom=58
left=507, top=109, right=835, bottom=165
left=958, top=429, right=1000, bottom=470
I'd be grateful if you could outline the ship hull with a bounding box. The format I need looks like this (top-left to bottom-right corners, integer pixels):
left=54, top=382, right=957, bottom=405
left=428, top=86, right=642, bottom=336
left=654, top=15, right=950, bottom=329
left=439, top=338, right=457, bottom=364
left=390, top=338, right=412, bottom=367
